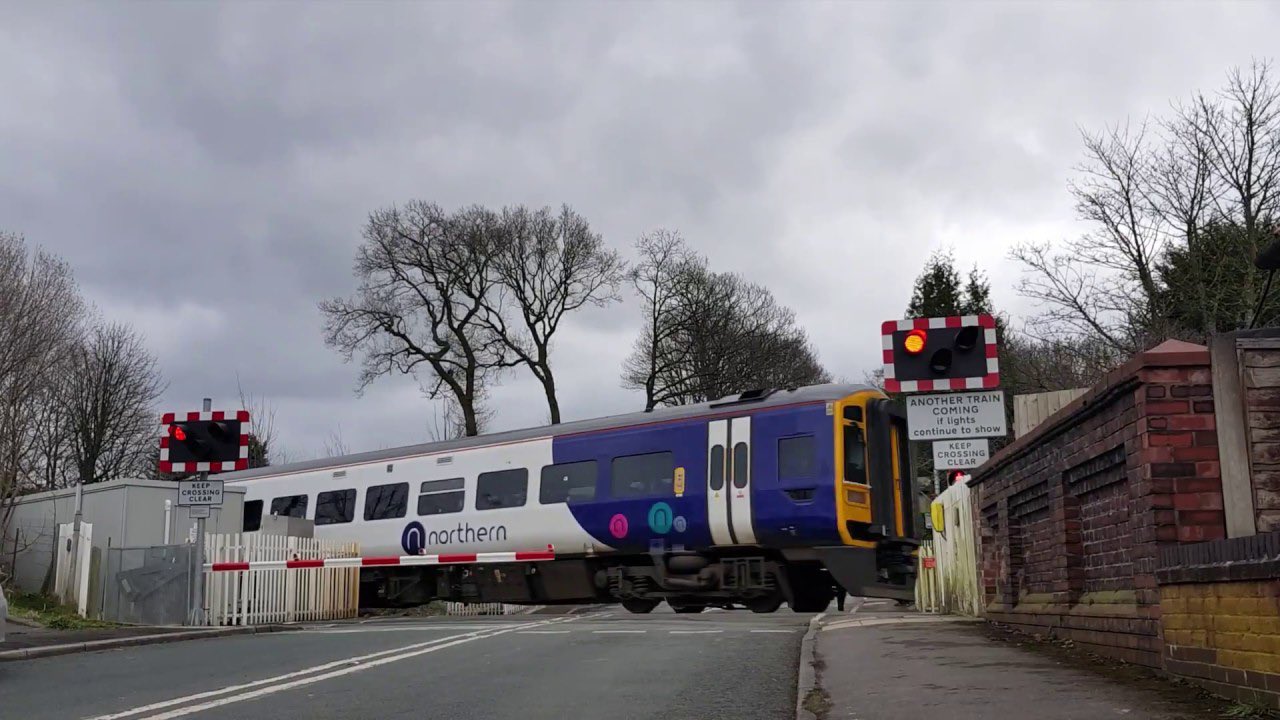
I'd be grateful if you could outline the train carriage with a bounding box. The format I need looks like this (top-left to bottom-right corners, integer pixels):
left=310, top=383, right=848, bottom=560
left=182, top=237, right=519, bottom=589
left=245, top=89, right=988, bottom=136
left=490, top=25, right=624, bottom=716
left=222, top=383, right=919, bottom=613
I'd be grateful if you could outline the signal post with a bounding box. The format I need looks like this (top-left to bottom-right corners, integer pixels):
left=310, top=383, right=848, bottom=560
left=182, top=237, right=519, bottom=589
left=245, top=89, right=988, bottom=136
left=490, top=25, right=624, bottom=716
left=880, top=314, right=1005, bottom=492
left=159, top=399, right=250, bottom=625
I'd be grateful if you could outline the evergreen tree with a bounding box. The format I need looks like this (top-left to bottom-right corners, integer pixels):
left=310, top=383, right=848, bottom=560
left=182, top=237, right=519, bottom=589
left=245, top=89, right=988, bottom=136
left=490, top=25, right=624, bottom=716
left=899, top=250, right=999, bottom=494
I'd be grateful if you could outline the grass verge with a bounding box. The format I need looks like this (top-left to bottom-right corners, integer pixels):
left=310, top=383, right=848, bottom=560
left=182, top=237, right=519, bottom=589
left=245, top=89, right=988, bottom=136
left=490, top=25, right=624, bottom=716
left=802, top=687, right=832, bottom=719
left=6, top=590, right=119, bottom=630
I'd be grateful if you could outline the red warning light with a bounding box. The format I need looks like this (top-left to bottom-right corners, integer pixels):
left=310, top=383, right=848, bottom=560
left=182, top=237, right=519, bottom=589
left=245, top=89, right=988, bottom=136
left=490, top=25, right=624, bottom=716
left=903, top=329, right=927, bottom=355
left=169, top=425, right=187, bottom=442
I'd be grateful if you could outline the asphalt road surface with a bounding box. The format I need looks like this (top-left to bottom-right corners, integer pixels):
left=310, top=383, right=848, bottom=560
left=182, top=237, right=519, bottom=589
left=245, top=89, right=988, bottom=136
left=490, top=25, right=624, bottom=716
left=0, top=608, right=811, bottom=720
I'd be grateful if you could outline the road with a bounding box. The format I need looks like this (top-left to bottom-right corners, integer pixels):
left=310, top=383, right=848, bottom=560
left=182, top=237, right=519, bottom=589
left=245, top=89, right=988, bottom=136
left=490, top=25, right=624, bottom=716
left=0, top=608, right=811, bottom=720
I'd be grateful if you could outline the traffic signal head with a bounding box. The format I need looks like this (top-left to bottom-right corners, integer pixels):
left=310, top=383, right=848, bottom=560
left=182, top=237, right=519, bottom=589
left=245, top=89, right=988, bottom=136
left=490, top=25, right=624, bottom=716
left=903, top=329, right=927, bottom=355
left=882, top=314, right=999, bottom=392
left=159, top=411, right=249, bottom=473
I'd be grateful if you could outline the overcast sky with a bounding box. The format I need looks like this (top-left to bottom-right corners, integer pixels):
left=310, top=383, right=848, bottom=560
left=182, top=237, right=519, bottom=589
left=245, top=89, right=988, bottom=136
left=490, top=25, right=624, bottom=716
left=2, top=2, right=1277, bottom=461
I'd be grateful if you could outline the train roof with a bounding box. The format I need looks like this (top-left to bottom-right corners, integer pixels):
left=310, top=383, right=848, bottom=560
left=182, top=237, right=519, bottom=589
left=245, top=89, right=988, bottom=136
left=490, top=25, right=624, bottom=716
left=221, top=382, right=876, bottom=483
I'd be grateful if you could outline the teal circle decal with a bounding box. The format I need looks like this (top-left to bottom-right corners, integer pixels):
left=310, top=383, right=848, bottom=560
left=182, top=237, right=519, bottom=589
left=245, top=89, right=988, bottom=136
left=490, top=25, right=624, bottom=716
left=648, top=502, right=674, bottom=534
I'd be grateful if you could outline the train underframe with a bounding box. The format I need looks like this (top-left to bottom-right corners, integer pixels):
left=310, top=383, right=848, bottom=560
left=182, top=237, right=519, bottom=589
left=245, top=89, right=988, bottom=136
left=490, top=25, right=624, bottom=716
left=361, top=540, right=918, bottom=613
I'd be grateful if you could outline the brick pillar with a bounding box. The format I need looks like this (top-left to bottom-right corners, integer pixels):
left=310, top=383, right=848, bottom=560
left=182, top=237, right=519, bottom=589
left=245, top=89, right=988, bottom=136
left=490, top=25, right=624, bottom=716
left=1138, top=365, right=1225, bottom=545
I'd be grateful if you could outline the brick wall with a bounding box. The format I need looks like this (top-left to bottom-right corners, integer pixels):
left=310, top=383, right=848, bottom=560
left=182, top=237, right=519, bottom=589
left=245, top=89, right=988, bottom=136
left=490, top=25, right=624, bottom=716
left=1158, top=533, right=1280, bottom=710
left=970, top=340, right=1224, bottom=668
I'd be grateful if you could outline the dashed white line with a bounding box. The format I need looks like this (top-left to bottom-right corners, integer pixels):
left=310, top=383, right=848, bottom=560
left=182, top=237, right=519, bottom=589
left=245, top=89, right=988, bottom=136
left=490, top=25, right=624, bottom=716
left=749, top=629, right=797, bottom=633
left=592, top=629, right=646, bottom=634
left=516, top=630, right=571, bottom=634
left=669, top=629, right=722, bottom=634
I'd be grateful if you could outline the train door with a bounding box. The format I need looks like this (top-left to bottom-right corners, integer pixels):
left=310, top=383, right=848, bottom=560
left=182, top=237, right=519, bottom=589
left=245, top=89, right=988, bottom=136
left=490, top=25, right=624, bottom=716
left=706, top=417, right=757, bottom=545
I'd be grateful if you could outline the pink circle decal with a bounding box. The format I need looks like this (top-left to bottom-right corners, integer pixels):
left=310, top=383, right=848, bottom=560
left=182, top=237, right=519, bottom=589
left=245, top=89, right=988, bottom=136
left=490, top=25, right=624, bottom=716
left=609, top=514, right=629, bottom=539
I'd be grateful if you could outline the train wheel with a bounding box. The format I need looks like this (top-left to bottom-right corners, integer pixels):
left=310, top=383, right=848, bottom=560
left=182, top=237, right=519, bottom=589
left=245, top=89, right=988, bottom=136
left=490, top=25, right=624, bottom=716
left=670, top=603, right=705, bottom=614
left=622, top=598, right=660, bottom=614
left=747, top=596, right=783, bottom=614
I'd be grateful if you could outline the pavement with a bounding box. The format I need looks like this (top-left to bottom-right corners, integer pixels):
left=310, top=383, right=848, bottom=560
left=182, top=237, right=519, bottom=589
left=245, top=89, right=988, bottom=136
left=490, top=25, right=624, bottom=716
left=2, top=620, right=194, bottom=652
left=811, top=600, right=1233, bottom=720
left=0, top=605, right=810, bottom=720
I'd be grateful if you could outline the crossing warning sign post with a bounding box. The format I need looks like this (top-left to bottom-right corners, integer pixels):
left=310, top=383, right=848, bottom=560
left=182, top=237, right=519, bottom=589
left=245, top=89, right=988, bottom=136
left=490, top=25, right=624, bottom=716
left=159, top=398, right=248, bottom=626
left=905, top=390, right=1007, bottom=441
left=932, top=438, right=991, bottom=470
left=881, top=313, right=1006, bottom=492
left=178, top=479, right=224, bottom=506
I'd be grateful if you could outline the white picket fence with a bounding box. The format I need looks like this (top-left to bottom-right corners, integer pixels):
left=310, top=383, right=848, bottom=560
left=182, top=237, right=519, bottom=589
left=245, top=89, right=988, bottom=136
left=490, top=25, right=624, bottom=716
left=205, top=533, right=361, bottom=626
left=443, top=602, right=538, bottom=616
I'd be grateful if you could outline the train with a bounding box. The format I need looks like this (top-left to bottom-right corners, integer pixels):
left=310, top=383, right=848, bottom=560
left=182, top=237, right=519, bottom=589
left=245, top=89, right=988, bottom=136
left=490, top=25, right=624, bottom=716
left=222, top=383, right=920, bottom=613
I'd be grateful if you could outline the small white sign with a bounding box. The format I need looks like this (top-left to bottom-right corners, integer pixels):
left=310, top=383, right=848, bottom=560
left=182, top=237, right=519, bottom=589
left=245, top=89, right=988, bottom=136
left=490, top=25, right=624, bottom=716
left=178, top=479, right=224, bottom=507
left=188, top=506, right=211, bottom=519
left=933, top=439, right=990, bottom=469
left=906, top=390, right=1007, bottom=441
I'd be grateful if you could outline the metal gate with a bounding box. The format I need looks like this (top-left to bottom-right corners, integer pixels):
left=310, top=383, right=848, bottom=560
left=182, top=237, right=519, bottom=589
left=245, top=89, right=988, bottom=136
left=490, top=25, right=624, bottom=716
left=101, top=544, right=196, bottom=625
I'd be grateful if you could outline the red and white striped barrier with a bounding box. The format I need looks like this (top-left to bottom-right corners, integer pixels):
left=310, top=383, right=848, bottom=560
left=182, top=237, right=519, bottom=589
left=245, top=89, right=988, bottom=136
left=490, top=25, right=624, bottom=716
left=205, top=548, right=557, bottom=572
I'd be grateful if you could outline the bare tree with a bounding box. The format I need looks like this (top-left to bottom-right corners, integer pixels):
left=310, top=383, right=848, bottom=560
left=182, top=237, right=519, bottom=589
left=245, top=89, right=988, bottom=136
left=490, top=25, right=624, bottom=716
left=427, top=393, right=490, bottom=441
left=623, top=234, right=828, bottom=408
left=0, top=233, right=83, bottom=541
left=60, top=321, right=166, bottom=484
left=1183, top=60, right=1280, bottom=323
left=622, top=230, right=708, bottom=409
left=28, top=383, right=73, bottom=490
left=1188, top=60, right=1280, bottom=254
left=237, top=376, right=287, bottom=468
left=1015, top=61, right=1280, bottom=348
left=483, top=205, right=625, bottom=424
left=1011, top=123, right=1165, bottom=354
left=321, top=202, right=514, bottom=437
left=323, top=426, right=350, bottom=458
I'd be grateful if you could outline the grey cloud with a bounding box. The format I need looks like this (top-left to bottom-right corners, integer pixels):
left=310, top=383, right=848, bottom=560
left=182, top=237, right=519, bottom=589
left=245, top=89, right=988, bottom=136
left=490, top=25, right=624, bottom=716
left=3, top=2, right=1279, bottom=457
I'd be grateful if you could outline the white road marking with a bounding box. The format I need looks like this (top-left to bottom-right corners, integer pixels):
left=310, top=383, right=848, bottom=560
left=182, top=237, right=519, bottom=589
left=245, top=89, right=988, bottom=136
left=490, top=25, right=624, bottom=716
left=299, top=625, right=491, bottom=634
left=749, top=629, right=796, bottom=633
left=592, top=629, right=645, bottom=634
left=669, top=630, right=722, bottom=634
left=87, top=617, right=581, bottom=720
left=516, top=630, right=571, bottom=634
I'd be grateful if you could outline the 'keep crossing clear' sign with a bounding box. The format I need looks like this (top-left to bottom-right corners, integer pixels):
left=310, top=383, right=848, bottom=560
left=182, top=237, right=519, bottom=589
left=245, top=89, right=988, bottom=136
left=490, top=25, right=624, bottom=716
left=178, top=479, right=224, bottom=507
left=932, top=439, right=990, bottom=469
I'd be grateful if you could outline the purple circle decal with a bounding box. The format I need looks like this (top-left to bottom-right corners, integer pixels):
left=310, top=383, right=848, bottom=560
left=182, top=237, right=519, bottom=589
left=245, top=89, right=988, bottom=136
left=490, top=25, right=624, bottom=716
left=609, top=514, right=629, bottom=539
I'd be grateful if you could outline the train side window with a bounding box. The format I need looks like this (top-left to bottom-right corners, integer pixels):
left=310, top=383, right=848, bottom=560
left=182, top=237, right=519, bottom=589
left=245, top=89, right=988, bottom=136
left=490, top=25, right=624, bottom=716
left=316, top=489, right=356, bottom=525
left=732, top=442, right=749, bottom=488
left=364, top=482, right=409, bottom=521
left=477, top=469, right=528, bottom=510
left=539, top=461, right=597, bottom=504
left=270, top=494, right=308, bottom=519
left=778, top=435, right=815, bottom=479
left=243, top=500, right=263, bottom=532
left=612, top=451, right=674, bottom=498
left=844, top=424, right=867, bottom=484
left=709, top=445, right=725, bottom=491
left=418, top=478, right=465, bottom=516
